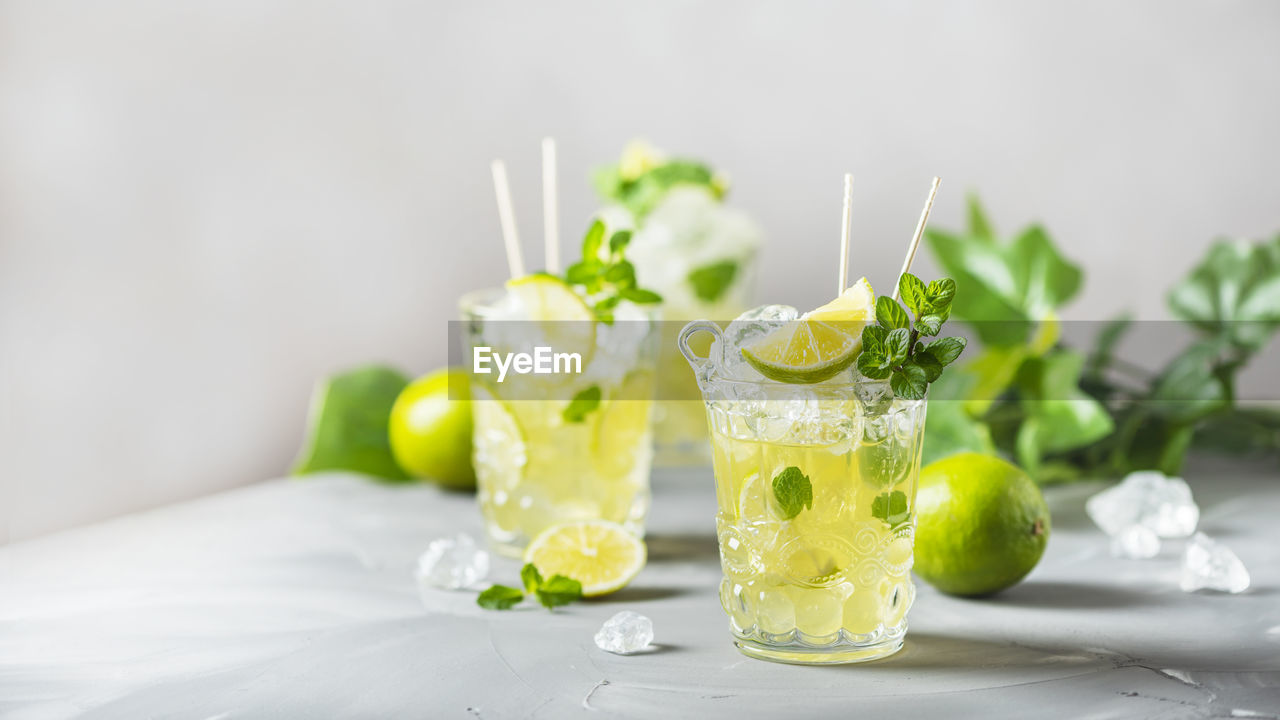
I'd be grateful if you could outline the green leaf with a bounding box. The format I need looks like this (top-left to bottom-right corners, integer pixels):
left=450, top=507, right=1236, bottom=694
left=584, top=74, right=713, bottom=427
left=604, top=260, right=636, bottom=287
left=582, top=220, right=606, bottom=260
left=967, top=194, right=996, bottom=241
left=914, top=352, right=944, bottom=382
left=292, top=365, right=411, bottom=481
left=687, top=260, right=739, bottom=303
left=1167, top=235, right=1280, bottom=351
left=884, top=328, right=911, bottom=364
left=1086, top=313, right=1133, bottom=378
left=598, top=157, right=721, bottom=219
left=520, top=563, right=543, bottom=595
left=534, top=575, right=583, bottom=609
left=1015, top=349, right=1114, bottom=457
left=619, top=287, right=663, bottom=304
left=898, top=274, right=928, bottom=314
left=922, top=372, right=997, bottom=465
left=923, top=337, right=967, bottom=366
left=566, top=260, right=602, bottom=286
left=876, top=296, right=910, bottom=331
left=915, top=314, right=944, bottom=337
left=891, top=363, right=928, bottom=400
left=926, top=278, right=957, bottom=310
left=861, top=325, right=888, bottom=354
left=871, top=491, right=910, bottom=526
left=477, top=585, right=524, bottom=610
left=857, top=351, right=893, bottom=379
left=1008, top=225, right=1083, bottom=317
left=771, top=466, right=812, bottom=520
left=608, top=230, right=632, bottom=256
left=1149, top=338, right=1232, bottom=423
left=563, top=385, right=602, bottom=423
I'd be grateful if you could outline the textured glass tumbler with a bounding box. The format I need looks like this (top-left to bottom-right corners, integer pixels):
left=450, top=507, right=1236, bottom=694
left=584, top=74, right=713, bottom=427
left=461, top=289, right=658, bottom=557
left=680, top=320, right=927, bottom=664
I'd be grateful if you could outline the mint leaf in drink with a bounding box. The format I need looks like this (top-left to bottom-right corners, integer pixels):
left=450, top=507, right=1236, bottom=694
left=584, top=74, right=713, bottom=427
left=891, top=362, right=928, bottom=400
left=915, top=313, right=944, bottom=337
left=876, top=295, right=910, bottom=331
left=772, top=466, right=813, bottom=520
left=872, top=491, right=910, bottom=526
left=687, top=260, right=739, bottom=303
left=520, top=563, right=543, bottom=594
left=534, top=575, right=583, bottom=609
left=604, top=260, right=636, bottom=287
left=563, top=385, right=602, bottom=423
left=477, top=585, right=524, bottom=610
left=914, top=352, right=944, bottom=382
left=884, top=328, right=911, bottom=364
left=563, top=221, right=664, bottom=318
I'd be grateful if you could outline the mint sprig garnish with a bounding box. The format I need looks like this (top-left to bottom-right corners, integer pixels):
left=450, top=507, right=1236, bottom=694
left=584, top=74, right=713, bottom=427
left=855, top=273, right=967, bottom=400
left=476, top=563, right=584, bottom=611
left=771, top=466, right=813, bottom=520
left=564, top=220, right=663, bottom=324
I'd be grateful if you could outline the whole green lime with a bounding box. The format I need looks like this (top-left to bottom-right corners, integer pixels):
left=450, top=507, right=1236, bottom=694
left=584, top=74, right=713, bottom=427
left=389, top=368, right=476, bottom=490
left=914, top=453, right=1049, bottom=597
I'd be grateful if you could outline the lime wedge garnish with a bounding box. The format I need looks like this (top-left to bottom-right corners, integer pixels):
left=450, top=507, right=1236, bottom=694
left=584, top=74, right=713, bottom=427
left=741, top=279, right=874, bottom=384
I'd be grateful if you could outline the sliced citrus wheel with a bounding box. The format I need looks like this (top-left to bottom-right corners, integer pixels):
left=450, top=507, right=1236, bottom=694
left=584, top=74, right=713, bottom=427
left=740, top=278, right=875, bottom=384
left=591, top=371, right=655, bottom=478
left=506, top=274, right=597, bottom=366
left=523, top=520, right=647, bottom=597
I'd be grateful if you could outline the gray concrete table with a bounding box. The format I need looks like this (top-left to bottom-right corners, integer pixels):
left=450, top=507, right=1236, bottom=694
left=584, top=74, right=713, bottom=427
left=2, top=461, right=1278, bottom=719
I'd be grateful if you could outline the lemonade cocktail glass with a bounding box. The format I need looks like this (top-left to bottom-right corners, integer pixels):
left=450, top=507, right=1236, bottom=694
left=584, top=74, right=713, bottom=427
left=680, top=319, right=927, bottom=664
left=461, top=287, right=658, bottom=557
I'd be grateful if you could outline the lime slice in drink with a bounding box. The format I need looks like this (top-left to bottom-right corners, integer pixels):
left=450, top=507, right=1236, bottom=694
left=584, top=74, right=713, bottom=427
left=741, top=278, right=874, bottom=384
left=470, top=384, right=527, bottom=487
left=506, top=274, right=597, bottom=367
left=592, top=371, right=655, bottom=478
left=523, top=520, right=647, bottom=597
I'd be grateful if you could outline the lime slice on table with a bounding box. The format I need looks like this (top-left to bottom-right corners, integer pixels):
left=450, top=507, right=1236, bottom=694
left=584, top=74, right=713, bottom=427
left=592, top=370, right=655, bottom=478
left=523, top=520, right=647, bottom=597
left=506, top=274, right=597, bottom=368
left=741, top=278, right=875, bottom=384
left=293, top=365, right=411, bottom=481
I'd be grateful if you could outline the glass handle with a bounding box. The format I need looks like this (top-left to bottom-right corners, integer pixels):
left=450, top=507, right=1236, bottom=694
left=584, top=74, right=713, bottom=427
left=677, top=320, right=722, bottom=371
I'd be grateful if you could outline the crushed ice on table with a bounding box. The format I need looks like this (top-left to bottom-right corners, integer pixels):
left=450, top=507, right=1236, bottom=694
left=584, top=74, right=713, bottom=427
left=415, top=533, right=490, bottom=592
left=1180, top=532, right=1250, bottom=594
left=1085, top=470, right=1199, bottom=538
left=1110, top=524, right=1161, bottom=559
left=594, top=611, right=654, bottom=654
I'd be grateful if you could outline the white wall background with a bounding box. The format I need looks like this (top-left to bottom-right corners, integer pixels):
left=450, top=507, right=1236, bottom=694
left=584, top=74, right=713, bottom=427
left=2, top=0, right=1278, bottom=543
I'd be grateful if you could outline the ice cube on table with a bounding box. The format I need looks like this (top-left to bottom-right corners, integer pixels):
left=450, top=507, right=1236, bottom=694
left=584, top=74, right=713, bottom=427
left=1085, top=471, right=1199, bottom=538
left=1110, top=524, right=1161, bottom=559
left=1181, top=532, right=1250, bottom=593
left=594, top=611, right=654, bottom=654
left=415, top=533, right=489, bottom=592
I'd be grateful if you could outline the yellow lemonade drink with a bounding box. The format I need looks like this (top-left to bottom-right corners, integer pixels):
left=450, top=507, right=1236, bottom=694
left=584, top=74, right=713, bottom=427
left=707, top=390, right=925, bottom=664
left=461, top=275, right=659, bottom=557
left=680, top=269, right=955, bottom=664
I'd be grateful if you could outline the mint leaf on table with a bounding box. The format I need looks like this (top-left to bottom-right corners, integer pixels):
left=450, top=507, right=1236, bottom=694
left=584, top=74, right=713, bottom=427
left=534, top=575, right=583, bottom=609
left=478, top=565, right=583, bottom=611
left=477, top=585, right=525, bottom=610
left=771, top=466, right=813, bottom=520
left=563, top=386, right=602, bottom=423
left=687, top=260, right=739, bottom=303
left=520, top=563, right=543, bottom=594
left=872, top=491, right=910, bottom=526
